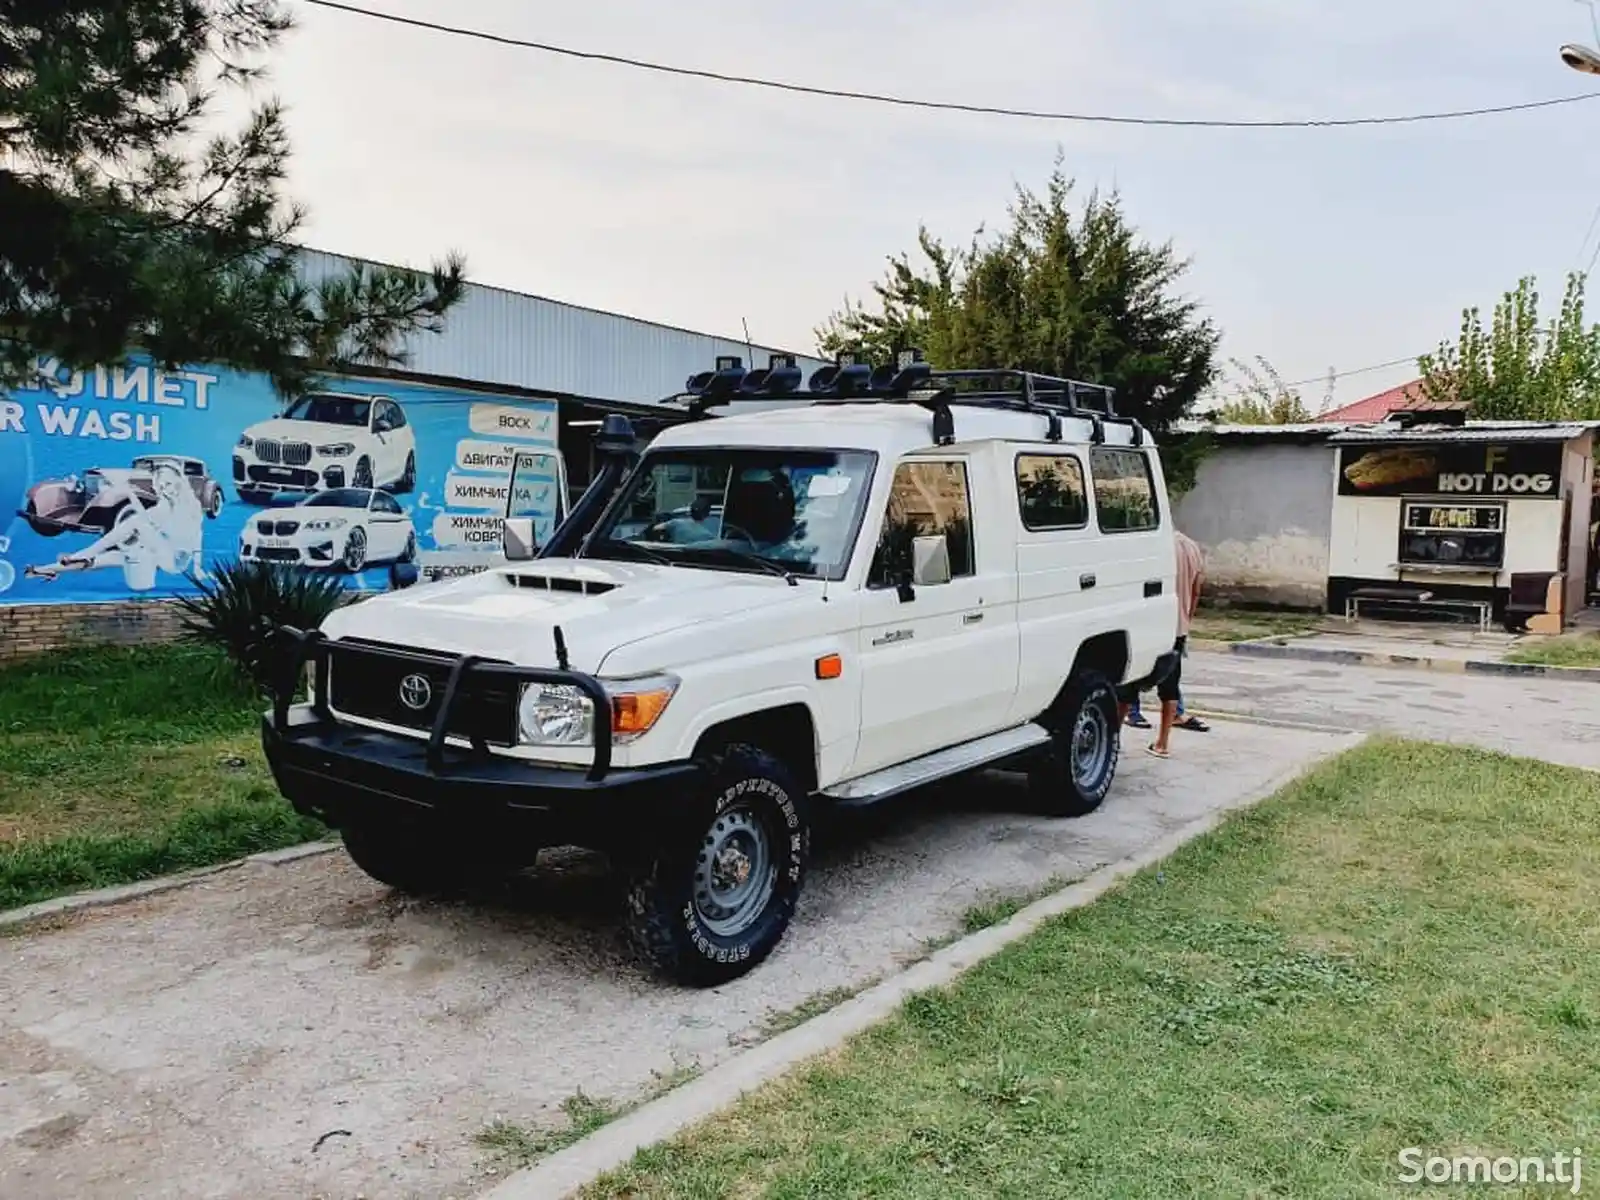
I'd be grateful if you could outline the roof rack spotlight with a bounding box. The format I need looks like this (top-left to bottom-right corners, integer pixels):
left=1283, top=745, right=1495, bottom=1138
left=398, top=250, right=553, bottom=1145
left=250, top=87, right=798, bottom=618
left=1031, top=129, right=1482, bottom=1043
left=703, top=355, right=747, bottom=398
left=889, top=347, right=932, bottom=394
left=763, top=354, right=803, bottom=395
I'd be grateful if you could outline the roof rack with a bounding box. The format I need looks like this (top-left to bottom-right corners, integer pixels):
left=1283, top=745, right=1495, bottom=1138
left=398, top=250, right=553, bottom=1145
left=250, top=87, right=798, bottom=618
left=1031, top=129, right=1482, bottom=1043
left=662, top=350, right=1145, bottom=447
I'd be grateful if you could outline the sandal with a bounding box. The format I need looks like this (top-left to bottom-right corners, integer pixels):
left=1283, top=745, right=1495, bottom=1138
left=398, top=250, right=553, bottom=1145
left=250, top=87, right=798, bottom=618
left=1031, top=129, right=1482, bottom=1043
left=1145, top=743, right=1170, bottom=759
left=1177, top=716, right=1210, bottom=733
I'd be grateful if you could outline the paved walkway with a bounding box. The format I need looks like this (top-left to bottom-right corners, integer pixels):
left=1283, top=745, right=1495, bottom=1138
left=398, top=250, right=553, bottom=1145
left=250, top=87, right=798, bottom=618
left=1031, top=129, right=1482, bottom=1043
left=1185, top=651, right=1600, bottom=771
left=0, top=721, right=1346, bottom=1200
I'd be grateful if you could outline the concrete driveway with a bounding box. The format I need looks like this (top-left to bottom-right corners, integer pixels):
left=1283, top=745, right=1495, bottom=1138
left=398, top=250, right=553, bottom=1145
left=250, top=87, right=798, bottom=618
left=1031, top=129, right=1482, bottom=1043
left=1184, top=652, right=1600, bottom=772
left=0, top=719, right=1349, bottom=1200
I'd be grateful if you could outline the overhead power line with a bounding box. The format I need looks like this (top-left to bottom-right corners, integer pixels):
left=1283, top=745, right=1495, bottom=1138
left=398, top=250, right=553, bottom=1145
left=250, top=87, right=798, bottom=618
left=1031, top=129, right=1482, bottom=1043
left=303, top=0, right=1600, bottom=130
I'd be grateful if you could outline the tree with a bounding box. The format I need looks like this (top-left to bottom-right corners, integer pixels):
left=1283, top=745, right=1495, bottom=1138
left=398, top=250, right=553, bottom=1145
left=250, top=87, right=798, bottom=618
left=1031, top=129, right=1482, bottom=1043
left=1416, top=273, right=1600, bottom=421
left=1, top=0, right=465, bottom=395
left=815, top=159, right=1220, bottom=432
left=1210, top=356, right=1327, bottom=425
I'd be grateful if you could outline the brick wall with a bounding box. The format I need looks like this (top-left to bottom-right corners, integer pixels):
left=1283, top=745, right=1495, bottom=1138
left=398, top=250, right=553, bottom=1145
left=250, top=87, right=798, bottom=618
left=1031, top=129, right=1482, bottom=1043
left=0, top=600, right=186, bottom=661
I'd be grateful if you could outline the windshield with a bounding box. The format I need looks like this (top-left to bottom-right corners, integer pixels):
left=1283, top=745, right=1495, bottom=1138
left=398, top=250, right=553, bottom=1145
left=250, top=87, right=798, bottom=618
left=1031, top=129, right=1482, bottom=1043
left=283, top=394, right=371, bottom=427
left=585, top=448, right=877, bottom=581
left=303, top=488, right=372, bottom=508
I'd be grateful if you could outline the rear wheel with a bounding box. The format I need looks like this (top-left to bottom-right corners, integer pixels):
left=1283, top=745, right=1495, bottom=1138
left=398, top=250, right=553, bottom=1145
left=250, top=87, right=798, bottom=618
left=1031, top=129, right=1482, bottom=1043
left=1028, top=670, right=1121, bottom=817
left=625, top=744, right=809, bottom=986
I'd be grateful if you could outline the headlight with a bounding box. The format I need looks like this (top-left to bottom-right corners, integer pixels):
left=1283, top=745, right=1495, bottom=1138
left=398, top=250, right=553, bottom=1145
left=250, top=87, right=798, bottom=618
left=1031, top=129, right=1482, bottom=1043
left=237, top=435, right=254, bottom=449
left=305, top=517, right=348, bottom=531
left=517, top=683, right=595, bottom=746
left=515, top=673, right=679, bottom=747
left=316, top=443, right=355, bottom=457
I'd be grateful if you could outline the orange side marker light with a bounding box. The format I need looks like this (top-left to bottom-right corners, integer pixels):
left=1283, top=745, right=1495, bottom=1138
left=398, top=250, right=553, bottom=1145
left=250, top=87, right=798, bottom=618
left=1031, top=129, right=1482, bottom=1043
left=815, top=654, right=843, bottom=680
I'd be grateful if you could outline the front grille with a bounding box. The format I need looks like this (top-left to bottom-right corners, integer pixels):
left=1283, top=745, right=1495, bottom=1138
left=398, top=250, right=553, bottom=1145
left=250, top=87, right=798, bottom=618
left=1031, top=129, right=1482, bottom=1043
left=327, top=642, right=518, bottom=746
left=255, top=546, right=302, bottom=562
left=255, top=440, right=311, bottom=466
left=255, top=519, right=301, bottom=536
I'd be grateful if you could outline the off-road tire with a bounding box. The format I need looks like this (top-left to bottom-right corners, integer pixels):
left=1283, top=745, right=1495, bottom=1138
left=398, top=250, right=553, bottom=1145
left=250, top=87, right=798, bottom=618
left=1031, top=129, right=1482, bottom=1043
left=341, top=824, right=473, bottom=896
left=1028, top=669, right=1121, bottom=818
left=625, top=743, right=809, bottom=987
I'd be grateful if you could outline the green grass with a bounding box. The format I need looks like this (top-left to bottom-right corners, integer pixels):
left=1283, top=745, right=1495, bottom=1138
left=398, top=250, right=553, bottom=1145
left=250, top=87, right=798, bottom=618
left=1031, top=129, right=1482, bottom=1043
left=1190, top=609, right=1322, bottom=643
left=582, top=741, right=1600, bottom=1199
left=0, top=643, right=325, bottom=910
left=1504, top=634, right=1600, bottom=669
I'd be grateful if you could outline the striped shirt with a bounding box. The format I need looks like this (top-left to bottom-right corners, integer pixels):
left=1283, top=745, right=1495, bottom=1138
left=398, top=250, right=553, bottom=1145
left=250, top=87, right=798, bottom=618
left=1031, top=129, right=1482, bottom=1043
left=1174, top=532, right=1205, bottom=636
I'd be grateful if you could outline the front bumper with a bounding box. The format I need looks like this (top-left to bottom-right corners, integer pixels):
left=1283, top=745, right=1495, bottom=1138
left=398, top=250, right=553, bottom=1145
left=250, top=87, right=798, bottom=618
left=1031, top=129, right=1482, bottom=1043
left=262, top=628, right=701, bottom=851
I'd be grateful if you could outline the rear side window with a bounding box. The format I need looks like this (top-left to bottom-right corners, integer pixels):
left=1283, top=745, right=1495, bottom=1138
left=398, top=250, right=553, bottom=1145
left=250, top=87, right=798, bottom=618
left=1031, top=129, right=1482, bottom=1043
left=1015, top=453, right=1088, bottom=530
left=1090, top=447, right=1160, bottom=533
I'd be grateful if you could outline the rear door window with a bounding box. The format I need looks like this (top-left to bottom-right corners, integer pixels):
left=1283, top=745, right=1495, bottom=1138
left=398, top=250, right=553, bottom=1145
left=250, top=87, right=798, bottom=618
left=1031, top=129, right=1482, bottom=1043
left=1089, top=447, right=1160, bottom=533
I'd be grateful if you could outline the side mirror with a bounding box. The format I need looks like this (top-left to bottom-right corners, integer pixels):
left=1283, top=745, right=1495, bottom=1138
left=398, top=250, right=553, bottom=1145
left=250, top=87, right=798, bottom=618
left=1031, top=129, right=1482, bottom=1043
left=910, top=534, right=952, bottom=587
left=503, top=516, right=539, bottom=561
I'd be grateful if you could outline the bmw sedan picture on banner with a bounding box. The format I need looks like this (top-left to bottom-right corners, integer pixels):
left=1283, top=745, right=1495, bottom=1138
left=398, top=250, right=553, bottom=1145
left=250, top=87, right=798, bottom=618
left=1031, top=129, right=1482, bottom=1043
left=0, top=356, right=563, bottom=603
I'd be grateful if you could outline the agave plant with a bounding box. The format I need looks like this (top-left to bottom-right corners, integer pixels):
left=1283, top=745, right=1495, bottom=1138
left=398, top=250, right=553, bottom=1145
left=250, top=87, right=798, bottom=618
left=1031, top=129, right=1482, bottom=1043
left=176, top=560, right=352, bottom=692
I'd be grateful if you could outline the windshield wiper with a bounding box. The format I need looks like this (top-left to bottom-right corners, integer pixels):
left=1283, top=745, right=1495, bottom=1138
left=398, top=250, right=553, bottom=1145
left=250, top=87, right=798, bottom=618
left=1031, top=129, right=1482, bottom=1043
left=587, top=538, right=676, bottom=568
left=678, top=546, right=798, bottom=586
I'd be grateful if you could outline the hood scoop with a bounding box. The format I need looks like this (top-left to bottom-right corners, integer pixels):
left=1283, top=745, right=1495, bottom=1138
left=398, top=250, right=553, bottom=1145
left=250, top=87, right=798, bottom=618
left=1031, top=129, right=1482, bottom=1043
left=505, top=573, right=618, bottom=596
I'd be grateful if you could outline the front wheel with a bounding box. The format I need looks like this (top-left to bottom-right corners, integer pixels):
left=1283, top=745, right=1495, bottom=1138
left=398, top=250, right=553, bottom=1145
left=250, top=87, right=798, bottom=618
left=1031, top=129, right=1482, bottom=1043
left=1028, top=670, right=1121, bottom=817
left=341, top=526, right=368, bottom=572
left=625, top=744, right=809, bottom=986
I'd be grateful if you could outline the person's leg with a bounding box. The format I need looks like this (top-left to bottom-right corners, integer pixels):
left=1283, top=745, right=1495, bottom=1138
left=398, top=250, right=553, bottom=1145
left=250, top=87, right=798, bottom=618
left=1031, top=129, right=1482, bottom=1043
left=1126, top=695, right=1150, bottom=728
left=1149, top=638, right=1184, bottom=756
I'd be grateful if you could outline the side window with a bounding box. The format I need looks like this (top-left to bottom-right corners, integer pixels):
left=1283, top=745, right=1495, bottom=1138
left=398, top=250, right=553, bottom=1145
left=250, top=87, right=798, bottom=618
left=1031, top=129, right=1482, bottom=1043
left=373, top=491, right=403, bottom=515
left=1090, top=447, right=1160, bottom=533
left=372, top=401, right=393, bottom=432
left=868, top=460, right=974, bottom=587
left=184, top=460, right=205, bottom=477
left=1016, top=453, right=1088, bottom=530
left=387, top=402, right=408, bottom=430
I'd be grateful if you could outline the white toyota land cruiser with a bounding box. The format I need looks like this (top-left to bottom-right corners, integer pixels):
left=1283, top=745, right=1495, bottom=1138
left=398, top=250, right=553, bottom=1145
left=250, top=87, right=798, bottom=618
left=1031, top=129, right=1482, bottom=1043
left=264, top=355, right=1180, bottom=985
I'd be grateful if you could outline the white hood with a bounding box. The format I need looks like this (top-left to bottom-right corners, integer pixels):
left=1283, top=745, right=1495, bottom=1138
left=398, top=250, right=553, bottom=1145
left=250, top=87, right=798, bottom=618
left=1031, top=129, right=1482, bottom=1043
left=321, top=558, right=812, bottom=673
left=244, top=417, right=366, bottom=442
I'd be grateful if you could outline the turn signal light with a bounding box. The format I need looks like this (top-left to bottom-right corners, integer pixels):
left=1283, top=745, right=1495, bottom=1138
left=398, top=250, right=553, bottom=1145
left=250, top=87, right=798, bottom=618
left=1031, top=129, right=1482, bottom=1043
left=815, top=654, right=843, bottom=680
left=612, top=688, right=674, bottom=737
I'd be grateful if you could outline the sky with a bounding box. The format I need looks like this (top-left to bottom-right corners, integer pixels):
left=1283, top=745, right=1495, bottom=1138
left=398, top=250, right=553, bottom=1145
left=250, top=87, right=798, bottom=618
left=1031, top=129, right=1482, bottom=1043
left=257, top=0, right=1599, bottom=410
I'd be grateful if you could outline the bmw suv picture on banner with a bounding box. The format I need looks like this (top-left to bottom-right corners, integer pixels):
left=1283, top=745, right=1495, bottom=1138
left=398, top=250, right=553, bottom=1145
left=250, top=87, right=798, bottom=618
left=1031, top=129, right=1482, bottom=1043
left=234, top=392, right=417, bottom=504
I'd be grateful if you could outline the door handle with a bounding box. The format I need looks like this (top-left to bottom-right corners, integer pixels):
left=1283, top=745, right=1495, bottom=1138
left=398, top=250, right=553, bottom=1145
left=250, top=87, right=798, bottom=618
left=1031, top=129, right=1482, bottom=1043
left=1079, top=573, right=1097, bottom=590
left=963, top=611, right=984, bottom=625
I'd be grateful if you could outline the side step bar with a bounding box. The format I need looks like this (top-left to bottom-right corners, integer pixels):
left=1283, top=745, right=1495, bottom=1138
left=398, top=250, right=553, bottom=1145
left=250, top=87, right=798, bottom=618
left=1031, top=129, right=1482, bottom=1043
left=822, top=723, right=1053, bottom=806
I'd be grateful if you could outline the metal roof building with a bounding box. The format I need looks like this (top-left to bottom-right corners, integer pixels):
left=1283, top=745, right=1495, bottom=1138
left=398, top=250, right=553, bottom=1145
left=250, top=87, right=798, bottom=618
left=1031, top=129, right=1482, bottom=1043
left=295, top=247, right=830, bottom=413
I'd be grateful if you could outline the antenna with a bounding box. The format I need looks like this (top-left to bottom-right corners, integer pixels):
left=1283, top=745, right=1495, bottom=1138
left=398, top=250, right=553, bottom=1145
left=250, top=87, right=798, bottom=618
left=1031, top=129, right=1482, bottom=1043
left=742, top=318, right=756, bottom=373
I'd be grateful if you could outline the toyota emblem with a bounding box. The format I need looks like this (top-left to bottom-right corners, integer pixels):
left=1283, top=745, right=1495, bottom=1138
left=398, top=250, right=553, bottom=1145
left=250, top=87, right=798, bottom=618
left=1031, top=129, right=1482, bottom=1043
left=398, top=673, right=433, bottom=711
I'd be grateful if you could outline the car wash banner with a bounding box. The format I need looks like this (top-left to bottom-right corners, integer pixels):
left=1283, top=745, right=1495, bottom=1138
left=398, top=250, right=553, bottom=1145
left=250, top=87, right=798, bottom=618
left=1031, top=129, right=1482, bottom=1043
left=0, top=355, right=563, bottom=604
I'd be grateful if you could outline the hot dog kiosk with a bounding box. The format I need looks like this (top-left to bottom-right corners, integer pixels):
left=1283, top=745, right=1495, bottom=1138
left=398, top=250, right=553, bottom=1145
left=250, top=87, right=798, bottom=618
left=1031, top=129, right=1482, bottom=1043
left=1326, top=415, right=1597, bottom=632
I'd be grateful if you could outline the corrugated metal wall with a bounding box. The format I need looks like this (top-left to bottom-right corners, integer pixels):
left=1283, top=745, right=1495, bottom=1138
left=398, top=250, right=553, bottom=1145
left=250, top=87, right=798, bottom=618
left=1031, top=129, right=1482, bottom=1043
left=296, top=248, right=829, bottom=407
